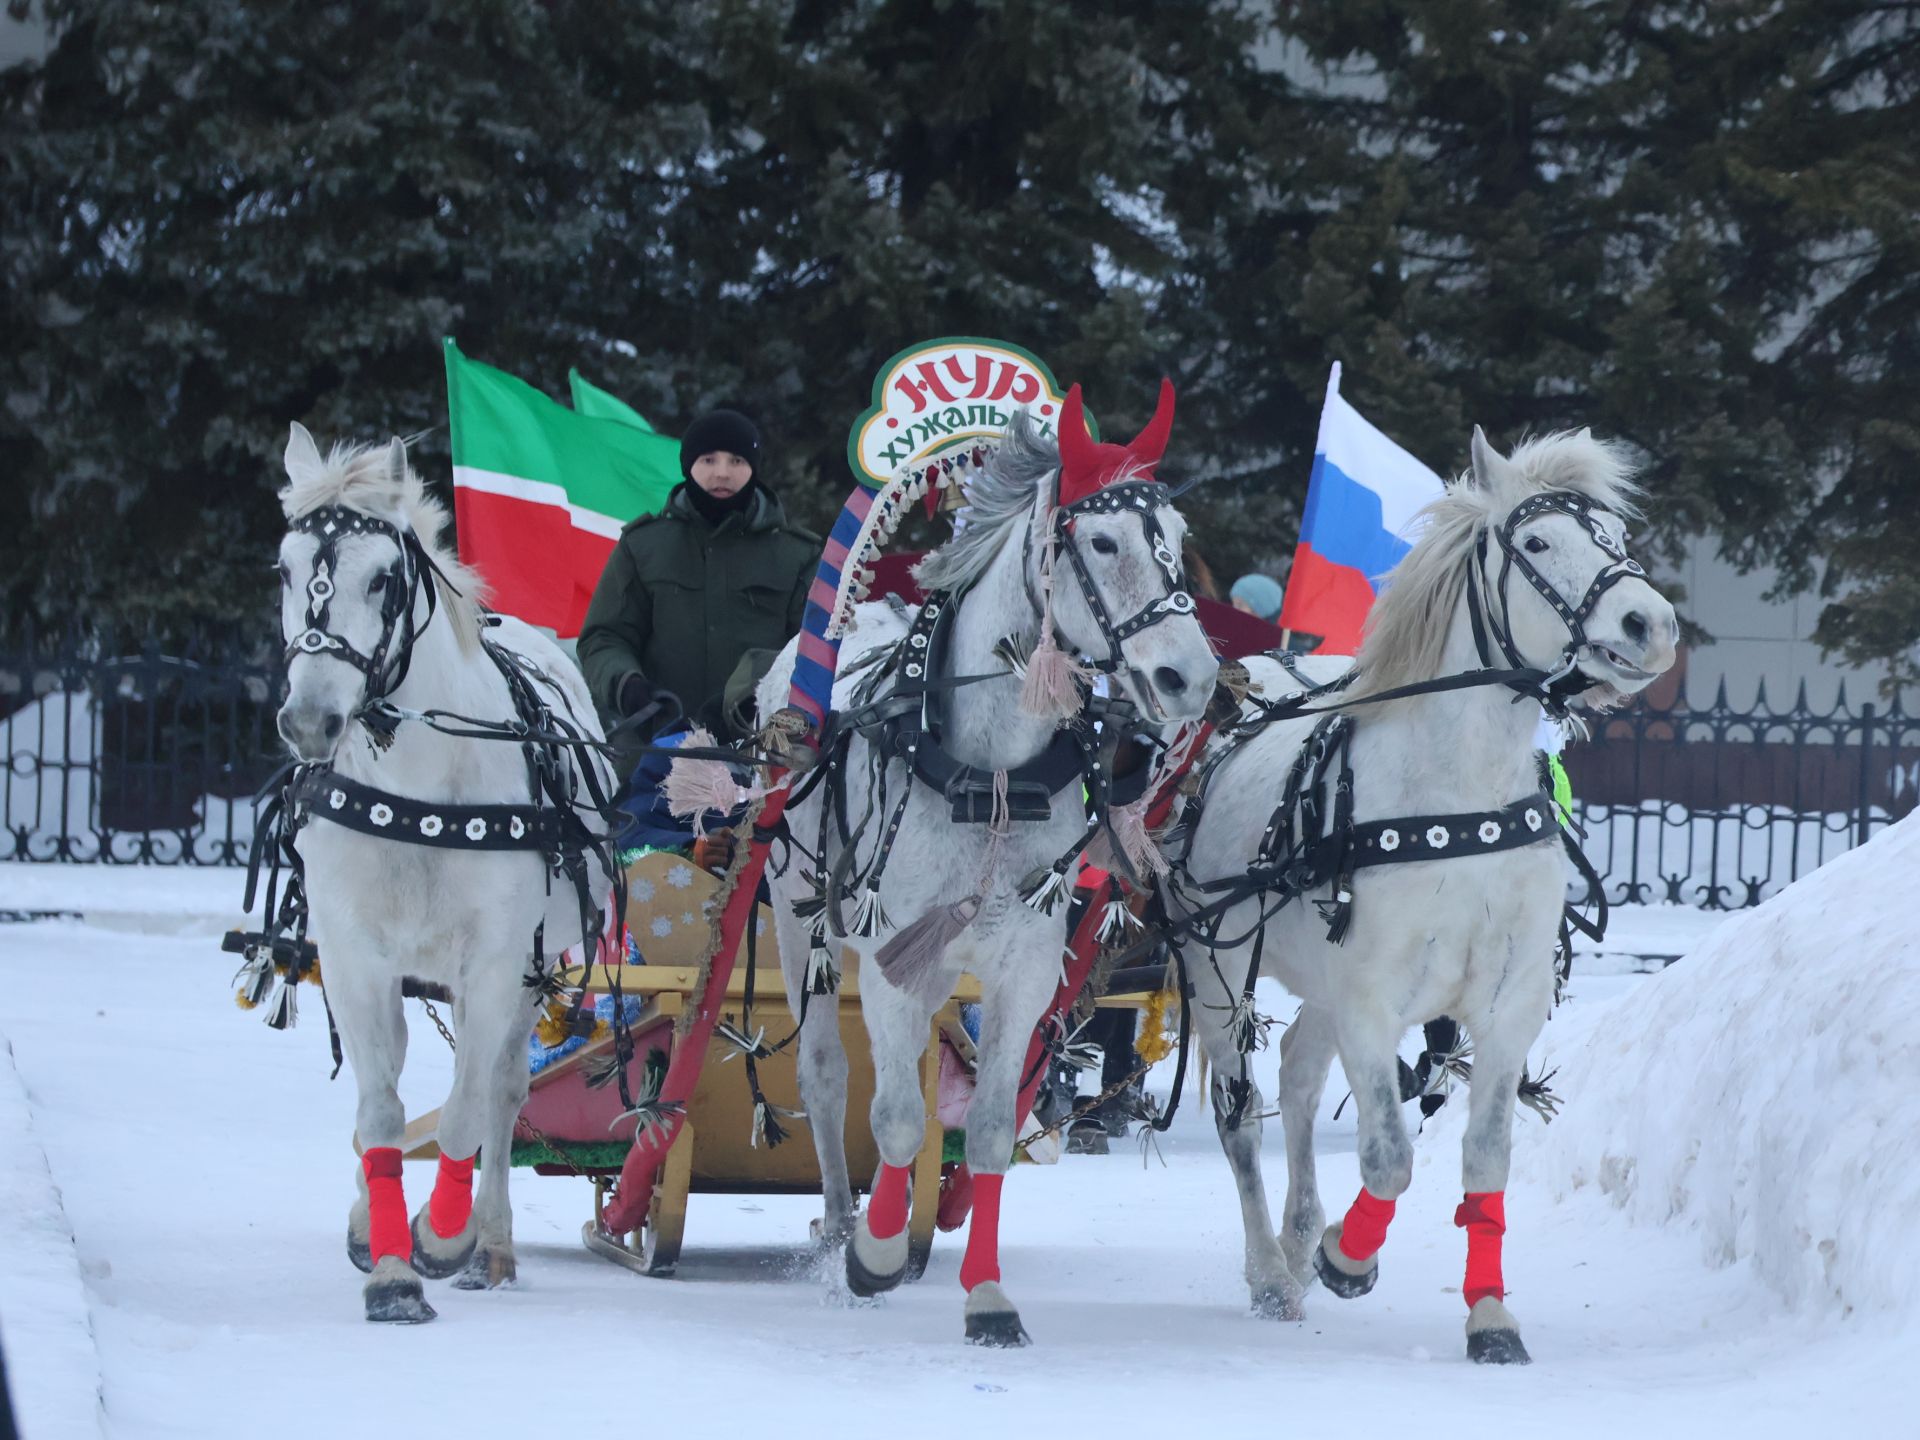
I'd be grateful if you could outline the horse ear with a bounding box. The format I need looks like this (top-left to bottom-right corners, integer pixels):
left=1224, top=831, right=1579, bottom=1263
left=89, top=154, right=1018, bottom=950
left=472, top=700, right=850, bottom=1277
left=385, top=436, right=409, bottom=488
left=1130, top=378, right=1176, bottom=468
left=285, top=422, right=322, bottom=482
left=1469, top=425, right=1505, bottom=488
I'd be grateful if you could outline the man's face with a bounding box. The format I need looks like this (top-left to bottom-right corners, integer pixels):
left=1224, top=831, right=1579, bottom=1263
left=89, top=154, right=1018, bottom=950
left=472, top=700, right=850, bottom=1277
left=690, top=451, right=753, bottom=498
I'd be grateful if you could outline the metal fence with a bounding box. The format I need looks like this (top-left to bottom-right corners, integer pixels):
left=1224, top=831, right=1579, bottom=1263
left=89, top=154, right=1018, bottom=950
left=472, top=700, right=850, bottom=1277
left=2, top=631, right=284, bottom=864
left=1561, top=680, right=1916, bottom=909
left=4, top=633, right=1914, bottom=908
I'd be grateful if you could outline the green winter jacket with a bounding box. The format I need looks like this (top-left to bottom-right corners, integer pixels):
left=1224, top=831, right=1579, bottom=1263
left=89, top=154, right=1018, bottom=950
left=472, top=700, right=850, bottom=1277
left=578, top=483, right=819, bottom=780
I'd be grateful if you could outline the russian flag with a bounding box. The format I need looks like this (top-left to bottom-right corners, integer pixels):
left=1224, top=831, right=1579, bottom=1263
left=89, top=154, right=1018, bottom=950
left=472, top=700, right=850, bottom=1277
left=1277, top=363, right=1446, bottom=655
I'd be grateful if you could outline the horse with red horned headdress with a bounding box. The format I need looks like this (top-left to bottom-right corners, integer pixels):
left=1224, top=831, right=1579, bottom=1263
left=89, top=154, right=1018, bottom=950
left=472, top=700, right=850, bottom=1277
left=755, top=381, right=1217, bottom=1343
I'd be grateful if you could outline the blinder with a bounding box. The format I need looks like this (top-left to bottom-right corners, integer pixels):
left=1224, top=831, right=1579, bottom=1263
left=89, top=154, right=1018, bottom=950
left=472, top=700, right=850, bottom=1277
left=284, top=504, right=438, bottom=705
left=1049, top=479, right=1197, bottom=674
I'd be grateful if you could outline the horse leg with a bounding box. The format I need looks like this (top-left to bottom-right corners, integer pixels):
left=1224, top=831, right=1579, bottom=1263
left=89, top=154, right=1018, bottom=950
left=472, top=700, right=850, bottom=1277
left=844, top=960, right=934, bottom=1299
left=775, top=892, right=855, bottom=1247
left=949, top=937, right=1058, bottom=1347
left=405, top=979, right=497, bottom=1283
left=1455, top=1011, right=1537, bottom=1364
left=1189, top=948, right=1301, bottom=1320
left=332, top=967, right=434, bottom=1323
left=444, top=974, right=537, bottom=1291
left=1314, top=1004, right=1412, bottom=1301
left=1276, top=1002, right=1338, bottom=1289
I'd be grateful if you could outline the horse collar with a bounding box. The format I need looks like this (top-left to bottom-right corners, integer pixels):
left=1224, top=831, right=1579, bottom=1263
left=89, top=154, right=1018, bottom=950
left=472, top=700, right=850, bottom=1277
left=884, top=594, right=1091, bottom=824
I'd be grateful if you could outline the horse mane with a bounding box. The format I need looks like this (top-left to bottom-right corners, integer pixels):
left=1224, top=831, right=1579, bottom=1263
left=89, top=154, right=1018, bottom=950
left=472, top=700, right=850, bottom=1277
left=1342, top=429, right=1642, bottom=703
left=279, top=438, right=489, bottom=654
left=912, top=411, right=1059, bottom=595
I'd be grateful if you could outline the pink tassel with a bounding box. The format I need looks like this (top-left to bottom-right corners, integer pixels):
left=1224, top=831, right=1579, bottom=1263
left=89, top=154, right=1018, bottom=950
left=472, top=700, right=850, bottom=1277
left=1109, top=799, right=1169, bottom=880
left=1019, top=524, right=1091, bottom=721
left=662, top=728, right=761, bottom=836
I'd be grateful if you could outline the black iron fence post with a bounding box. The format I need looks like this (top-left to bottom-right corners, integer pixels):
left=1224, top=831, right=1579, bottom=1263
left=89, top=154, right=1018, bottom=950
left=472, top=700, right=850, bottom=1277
left=1857, top=702, right=1877, bottom=848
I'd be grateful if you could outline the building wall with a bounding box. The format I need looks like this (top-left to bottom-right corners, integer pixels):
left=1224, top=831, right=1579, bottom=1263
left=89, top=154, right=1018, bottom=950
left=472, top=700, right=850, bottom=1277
left=1657, top=540, right=1897, bottom=713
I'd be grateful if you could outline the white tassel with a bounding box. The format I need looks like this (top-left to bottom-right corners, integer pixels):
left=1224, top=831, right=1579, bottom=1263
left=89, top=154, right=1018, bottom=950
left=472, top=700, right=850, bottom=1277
left=1020, top=866, right=1071, bottom=915
left=265, top=977, right=298, bottom=1031
left=1097, top=897, right=1143, bottom=942
left=806, top=941, right=840, bottom=995
left=847, top=884, right=891, bottom=937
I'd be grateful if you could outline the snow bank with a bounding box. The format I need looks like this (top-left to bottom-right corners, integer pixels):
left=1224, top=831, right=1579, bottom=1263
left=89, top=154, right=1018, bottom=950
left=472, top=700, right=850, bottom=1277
left=0, top=1035, right=105, bottom=1437
left=1526, top=810, right=1920, bottom=1324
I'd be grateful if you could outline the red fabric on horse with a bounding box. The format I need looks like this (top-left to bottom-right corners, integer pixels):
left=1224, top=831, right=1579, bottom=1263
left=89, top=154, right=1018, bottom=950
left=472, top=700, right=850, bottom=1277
left=1338, top=1186, right=1397, bottom=1262
left=959, top=1171, right=1006, bottom=1291
left=868, top=1161, right=912, bottom=1240
left=429, top=1152, right=475, bottom=1239
left=361, top=1146, right=412, bottom=1264
left=1455, top=1190, right=1508, bottom=1307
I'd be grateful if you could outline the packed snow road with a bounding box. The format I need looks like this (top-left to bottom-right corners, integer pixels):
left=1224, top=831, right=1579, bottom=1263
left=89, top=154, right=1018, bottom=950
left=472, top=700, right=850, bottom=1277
left=0, top=862, right=1909, bottom=1438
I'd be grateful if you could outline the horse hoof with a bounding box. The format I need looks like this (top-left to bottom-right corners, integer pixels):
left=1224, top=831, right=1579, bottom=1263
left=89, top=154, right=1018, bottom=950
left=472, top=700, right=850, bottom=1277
left=963, top=1281, right=1031, bottom=1347
left=451, top=1247, right=516, bottom=1292
left=1312, top=1225, right=1378, bottom=1300
left=845, top=1222, right=910, bottom=1298
left=364, top=1257, right=436, bottom=1324
left=408, top=1208, right=478, bottom=1281
left=1466, top=1297, right=1531, bottom=1364
left=346, top=1226, right=372, bottom=1275
left=1250, top=1283, right=1305, bottom=1321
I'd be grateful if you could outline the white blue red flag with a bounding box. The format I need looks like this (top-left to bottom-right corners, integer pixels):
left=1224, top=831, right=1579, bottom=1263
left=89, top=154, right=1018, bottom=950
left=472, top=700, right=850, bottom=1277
left=1277, top=362, right=1446, bottom=654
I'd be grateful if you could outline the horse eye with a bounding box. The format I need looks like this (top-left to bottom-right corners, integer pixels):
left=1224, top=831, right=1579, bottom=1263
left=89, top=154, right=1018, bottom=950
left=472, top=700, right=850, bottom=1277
left=1091, top=534, right=1119, bottom=556
left=1524, top=536, right=1549, bottom=555
left=275, top=562, right=290, bottom=586
left=368, top=572, right=389, bottom=595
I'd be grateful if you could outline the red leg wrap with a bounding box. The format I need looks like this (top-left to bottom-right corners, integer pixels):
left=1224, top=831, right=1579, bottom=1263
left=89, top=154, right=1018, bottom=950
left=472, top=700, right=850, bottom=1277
left=429, top=1152, right=476, bottom=1240
left=362, top=1147, right=412, bottom=1264
left=959, top=1172, right=1004, bottom=1292
left=1455, top=1190, right=1507, bottom=1308
left=867, top=1162, right=912, bottom=1240
left=1338, top=1187, right=1397, bottom=1262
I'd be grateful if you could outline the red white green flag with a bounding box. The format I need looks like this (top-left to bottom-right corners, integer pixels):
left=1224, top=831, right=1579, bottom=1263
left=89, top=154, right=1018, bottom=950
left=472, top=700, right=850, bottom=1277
left=446, top=337, right=679, bottom=637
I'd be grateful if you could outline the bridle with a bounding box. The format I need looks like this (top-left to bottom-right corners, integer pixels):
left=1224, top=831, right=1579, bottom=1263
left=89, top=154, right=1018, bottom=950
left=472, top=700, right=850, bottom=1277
left=1037, top=478, right=1198, bottom=676
left=1467, top=490, right=1647, bottom=717
left=283, top=504, right=440, bottom=709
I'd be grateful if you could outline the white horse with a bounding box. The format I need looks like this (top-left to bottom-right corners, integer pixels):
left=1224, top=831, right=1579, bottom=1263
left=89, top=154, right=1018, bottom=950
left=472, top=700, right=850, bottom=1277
left=755, top=395, right=1217, bottom=1344
left=270, top=426, right=615, bottom=1323
left=1171, top=429, right=1676, bottom=1362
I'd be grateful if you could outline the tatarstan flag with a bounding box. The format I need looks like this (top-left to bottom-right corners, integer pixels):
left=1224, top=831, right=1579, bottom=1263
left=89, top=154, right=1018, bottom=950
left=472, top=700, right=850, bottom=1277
left=446, top=338, right=679, bottom=637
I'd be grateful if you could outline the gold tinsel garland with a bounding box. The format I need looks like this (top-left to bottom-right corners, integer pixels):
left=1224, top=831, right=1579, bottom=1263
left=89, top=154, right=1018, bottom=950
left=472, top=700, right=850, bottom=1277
left=1135, top=985, right=1178, bottom=1066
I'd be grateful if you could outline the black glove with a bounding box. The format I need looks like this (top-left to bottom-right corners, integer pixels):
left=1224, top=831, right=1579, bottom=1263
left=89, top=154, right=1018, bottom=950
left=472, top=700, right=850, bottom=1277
left=618, top=674, right=657, bottom=717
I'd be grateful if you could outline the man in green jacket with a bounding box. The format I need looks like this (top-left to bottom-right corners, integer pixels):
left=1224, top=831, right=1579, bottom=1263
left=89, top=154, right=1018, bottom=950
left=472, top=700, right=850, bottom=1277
left=578, top=409, right=820, bottom=791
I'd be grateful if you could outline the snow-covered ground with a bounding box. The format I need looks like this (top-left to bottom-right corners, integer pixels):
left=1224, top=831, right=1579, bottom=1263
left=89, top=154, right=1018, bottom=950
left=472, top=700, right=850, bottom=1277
left=2, top=856, right=1914, bottom=1439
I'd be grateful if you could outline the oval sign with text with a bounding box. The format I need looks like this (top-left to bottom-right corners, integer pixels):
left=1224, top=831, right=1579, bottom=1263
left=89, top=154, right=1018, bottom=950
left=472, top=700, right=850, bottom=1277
left=846, top=336, right=1090, bottom=490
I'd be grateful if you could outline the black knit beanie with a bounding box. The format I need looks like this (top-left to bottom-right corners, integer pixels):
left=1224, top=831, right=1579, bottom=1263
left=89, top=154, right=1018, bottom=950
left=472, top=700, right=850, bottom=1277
left=679, top=409, right=762, bottom=481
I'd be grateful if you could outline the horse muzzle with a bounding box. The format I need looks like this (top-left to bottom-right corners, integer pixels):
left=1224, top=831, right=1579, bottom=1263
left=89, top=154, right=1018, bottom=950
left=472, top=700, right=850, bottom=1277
left=278, top=699, right=348, bottom=762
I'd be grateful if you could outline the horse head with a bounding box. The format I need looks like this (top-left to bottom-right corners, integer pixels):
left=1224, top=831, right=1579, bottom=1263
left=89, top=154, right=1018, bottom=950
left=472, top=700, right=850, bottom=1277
left=1034, top=380, right=1217, bottom=724
left=274, top=424, right=468, bottom=762
left=1465, top=426, right=1677, bottom=707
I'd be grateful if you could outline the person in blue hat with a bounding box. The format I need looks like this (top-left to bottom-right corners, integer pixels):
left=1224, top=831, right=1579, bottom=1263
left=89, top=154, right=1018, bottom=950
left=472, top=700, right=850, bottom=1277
left=1229, top=571, right=1286, bottom=623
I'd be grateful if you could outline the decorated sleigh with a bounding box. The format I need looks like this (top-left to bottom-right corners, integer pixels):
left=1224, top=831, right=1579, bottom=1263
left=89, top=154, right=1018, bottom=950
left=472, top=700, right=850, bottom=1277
left=396, top=850, right=981, bottom=1276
